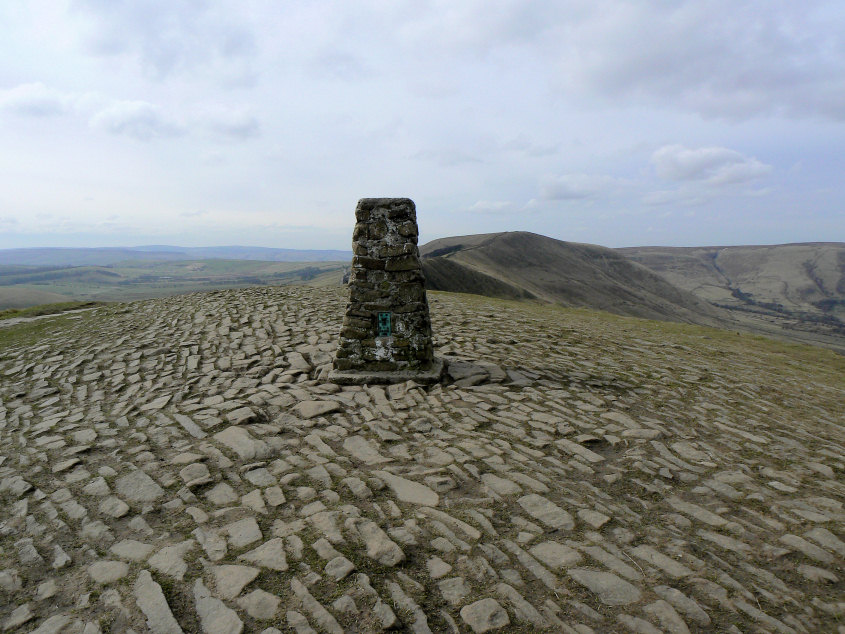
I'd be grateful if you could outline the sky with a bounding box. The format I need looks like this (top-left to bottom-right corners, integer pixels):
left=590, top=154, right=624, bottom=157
left=1, top=0, right=843, bottom=251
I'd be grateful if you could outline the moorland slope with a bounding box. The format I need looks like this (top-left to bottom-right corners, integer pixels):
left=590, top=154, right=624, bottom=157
left=420, top=232, right=725, bottom=327
left=619, top=242, right=845, bottom=315
left=620, top=242, right=845, bottom=352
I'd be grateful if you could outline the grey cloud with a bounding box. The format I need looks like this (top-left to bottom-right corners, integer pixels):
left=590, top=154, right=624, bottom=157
left=644, top=183, right=770, bottom=207
left=555, top=1, right=845, bottom=120
left=90, top=101, right=185, bottom=141
left=75, top=0, right=257, bottom=79
left=467, top=200, right=516, bottom=214
left=501, top=133, right=559, bottom=157
left=540, top=174, right=618, bottom=200
left=413, top=148, right=484, bottom=166
left=646, top=144, right=772, bottom=206
left=310, top=49, right=372, bottom=80
left=397, top=0, right=559, bottom=55
left=652, top=145, right=771, bottom=185
left=642, top=188, right=708, bottom=207
left=201, top=108, right=260, bottom=140
left=0, top=83, right=72, bottom=116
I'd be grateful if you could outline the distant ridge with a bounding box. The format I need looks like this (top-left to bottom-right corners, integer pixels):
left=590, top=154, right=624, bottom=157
left=617, top=242, right=845, bottom=316
left=0, top=245, right=352, bottom=267
left=420, top=231, right=725, bottom=326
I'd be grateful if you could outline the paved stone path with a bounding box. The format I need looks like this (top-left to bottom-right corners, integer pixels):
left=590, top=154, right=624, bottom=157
left=0, top=286, right=842, bottom=633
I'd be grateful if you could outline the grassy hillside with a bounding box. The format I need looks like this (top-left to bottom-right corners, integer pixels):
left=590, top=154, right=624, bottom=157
left=422, top=256, right=536, bottom=301
left=619, top=242, right=845, bottom=312
left=620, top=242, right=845, bottom=350
left=0, top=259, right=347, bottom=307
left=420, top=232, right=726, bottom=327
left=0, top=285, right=75, bottom=310
left=0, top=300, right=102, bottom=321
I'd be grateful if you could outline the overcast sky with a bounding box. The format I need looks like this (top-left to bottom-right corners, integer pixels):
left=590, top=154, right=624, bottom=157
left=1, top=1, right=843, bottom=251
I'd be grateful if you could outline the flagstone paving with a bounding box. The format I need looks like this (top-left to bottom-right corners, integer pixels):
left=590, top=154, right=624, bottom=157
left=0, top=286, right=843, bottom=632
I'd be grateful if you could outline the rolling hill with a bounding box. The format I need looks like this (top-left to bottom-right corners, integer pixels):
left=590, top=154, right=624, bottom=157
left=0, top=259, right=346, bottom=309
left=5, top=236, right=843, bottom=352
left=420, top=232, right=727, bottom=327
left=0, top=286, right=74, bottom=310
left=0, top=245, right=352, bottom=267
left=618, top=242, right=845, bottom=316
left=618, top=242, right=845, bottom=349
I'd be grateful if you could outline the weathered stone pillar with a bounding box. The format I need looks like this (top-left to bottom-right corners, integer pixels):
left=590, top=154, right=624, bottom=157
left=329, top=198, right=443, bottom=385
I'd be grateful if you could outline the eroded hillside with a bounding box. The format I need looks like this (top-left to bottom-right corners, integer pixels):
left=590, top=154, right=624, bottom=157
left=620, top=243, right=845, bottom=350
left=0, top=287, right=843, bottom=633
left=421, top=232, right=725, bottom=328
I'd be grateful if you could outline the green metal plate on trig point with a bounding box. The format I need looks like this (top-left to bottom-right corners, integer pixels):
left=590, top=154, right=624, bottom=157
left=377, top=312, right=391, bottom=337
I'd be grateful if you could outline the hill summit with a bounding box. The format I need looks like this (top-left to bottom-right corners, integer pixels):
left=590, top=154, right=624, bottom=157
left=0, top=286, right=843, bottom=632
left=420, top=232, right=725, bottom=326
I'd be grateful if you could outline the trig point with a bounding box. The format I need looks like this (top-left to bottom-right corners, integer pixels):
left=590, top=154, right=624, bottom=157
left=329, top=198, right=443, bottom=385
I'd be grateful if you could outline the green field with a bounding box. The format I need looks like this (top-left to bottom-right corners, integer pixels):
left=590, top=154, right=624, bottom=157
left=0, top=259, right=347, bottom=309
left=0, top=300, right=103, bottom=321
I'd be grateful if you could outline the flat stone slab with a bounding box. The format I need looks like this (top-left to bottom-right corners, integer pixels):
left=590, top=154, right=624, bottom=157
left=460, top=598, right=510, bottom=633
left=223, top=517, right=262, bottom=549
left=347, top=517, right=405, bottom=566
left=211, top=564, right=260, bottom=600
left=149, top=541, right=195, bottom=580
left=213, top=427, right=271, bottom=461
left=194, top=579, right=243, bottom=634
left=481, top=473, right=522, bottom=496
left=343, top=435, right=392, bottom=465
left=237, top=589, right=280, bottom=620
left=374, top=470, right=439, bottom=507
left=135, top=569, right=184, bottom=633
left=517, top=494, right=574, bottom=530
left=568, top=568, right=642, bottom=605
left=115, top=470, right=164, bottom=503
left=529, top=541, right=583, bottom=570
left=329, top=357, right=444, bottom=386
left=292, top=400, right=341, bottom=419
left=110, top=539, right=155, bottom=561
left=88, top=560, right=129, bottom=584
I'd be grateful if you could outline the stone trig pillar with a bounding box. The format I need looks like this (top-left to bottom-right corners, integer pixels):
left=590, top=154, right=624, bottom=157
left=330, top=198, right=443, bottom=385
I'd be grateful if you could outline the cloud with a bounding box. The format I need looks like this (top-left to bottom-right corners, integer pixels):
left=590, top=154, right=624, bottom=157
left=397, top=0, right=557, bottom=56
left=501, top=133, right=559, bottom=157
left=540, top=174, right=619, bottom=200
left=554, top=1, right=845, bottom=120
left=467, top=200, right=516, bottom=214
left=0, top=79, right=254, bottom=142
left=652, top=145, right=772, bottom=185
left=646, top=145, right=772, bottom=206
left=643, top=184, right=771, bottom=207
left=74, top=0, right=257, bottom=81
left=309, top=49, right=372, bottom=80
left=0, top=82, right=73, bottom=116
left=642, top=189, right=709, bottom=207
left=89, top=100, right=185, bottom=141
left=413, top=148, right=483, bottom=166
left=200, top=107, right=260, bottom=140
